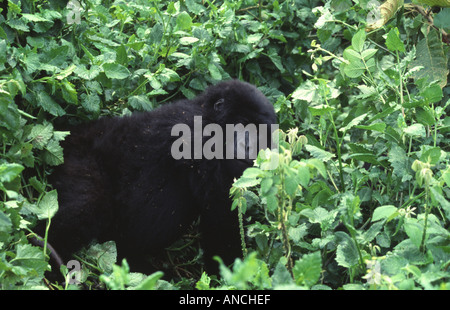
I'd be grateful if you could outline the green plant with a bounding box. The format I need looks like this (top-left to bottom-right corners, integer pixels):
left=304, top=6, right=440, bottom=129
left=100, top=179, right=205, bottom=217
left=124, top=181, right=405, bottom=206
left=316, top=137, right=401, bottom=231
left=1, top=0, right=449, bottom=290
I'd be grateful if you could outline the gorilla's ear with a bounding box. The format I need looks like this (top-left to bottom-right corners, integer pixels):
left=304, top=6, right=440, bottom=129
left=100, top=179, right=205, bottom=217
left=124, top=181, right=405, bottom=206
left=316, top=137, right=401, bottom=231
left=214, top=98, right=225, bottom=112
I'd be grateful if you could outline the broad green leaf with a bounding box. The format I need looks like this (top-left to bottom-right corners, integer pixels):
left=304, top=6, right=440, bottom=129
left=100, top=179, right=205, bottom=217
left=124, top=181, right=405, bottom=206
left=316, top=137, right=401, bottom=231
left=43, top=139, right=65, bottom=166
left=28, top=123, right=53, bottom=150
left=208, top=63, right=222, bottom=80
left=36, top=92, right=66, bottom=116
left=404, top=218, right=424, bottom=248
left=103, top=63, right=130, bottom=80
left=404, top=123, right=426, bottom=137
left=306, top=158, right=327, bottom=178
left=293, top=251, right=322, bottom=288
left=343, top=60, right=365, bottom=78
left=410, top=29, right=448, bottom=88
left=388, top=145, right=412, bottom=182
left=335, top=232, right=360, bottom=268
left=176, top=12, right=192, bottom=30
left=297, top=165, right=310, bottom=188
left=12, top=244, right=48, bottom=275
left=35, top=190, right=59, bottom=220
left=372, top=205, right=398, bottom=222
left=420, top=147, right=441, bottom=165
left=0, top=163, right=24, bottom=183
left=434, top=8, right=450, bottom=32
left=361, top=48, right=378, bottom=60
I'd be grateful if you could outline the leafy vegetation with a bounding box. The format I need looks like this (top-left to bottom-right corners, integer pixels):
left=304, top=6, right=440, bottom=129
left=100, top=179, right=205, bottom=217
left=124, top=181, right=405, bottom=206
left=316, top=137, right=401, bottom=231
left=0, top=0, right=449, bottom=290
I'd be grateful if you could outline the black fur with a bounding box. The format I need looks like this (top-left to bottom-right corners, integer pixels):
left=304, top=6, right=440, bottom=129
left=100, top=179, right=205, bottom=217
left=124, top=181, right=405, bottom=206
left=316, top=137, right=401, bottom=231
left=44, top=80, right=277, bottom=274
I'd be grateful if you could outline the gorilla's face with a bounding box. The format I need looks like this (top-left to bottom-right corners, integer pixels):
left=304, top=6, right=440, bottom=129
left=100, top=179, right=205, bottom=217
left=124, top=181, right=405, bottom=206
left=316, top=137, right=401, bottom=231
left=200, top=80, right=277, bottom=164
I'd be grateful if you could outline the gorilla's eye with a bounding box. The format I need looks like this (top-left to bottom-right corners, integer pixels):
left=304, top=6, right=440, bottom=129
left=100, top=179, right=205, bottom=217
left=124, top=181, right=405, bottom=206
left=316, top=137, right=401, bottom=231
left=214, top=98, right=225, bottom=111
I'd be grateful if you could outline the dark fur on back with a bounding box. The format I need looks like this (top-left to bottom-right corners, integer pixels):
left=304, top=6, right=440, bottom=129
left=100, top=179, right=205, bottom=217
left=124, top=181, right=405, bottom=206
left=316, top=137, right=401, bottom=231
left=45, top=80, right=277, bottom=274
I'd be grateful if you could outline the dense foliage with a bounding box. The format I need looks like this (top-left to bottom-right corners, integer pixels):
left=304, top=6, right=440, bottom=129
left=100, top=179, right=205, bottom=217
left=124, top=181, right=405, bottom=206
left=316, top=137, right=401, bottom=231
left=0, top=0, right=449, bottom=290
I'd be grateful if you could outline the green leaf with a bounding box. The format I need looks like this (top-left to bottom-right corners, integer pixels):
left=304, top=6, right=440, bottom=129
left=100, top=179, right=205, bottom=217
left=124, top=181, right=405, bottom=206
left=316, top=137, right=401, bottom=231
left=434, top=8, right=450, bottom=32
left=372, top=205, right=398, bottom=222
left=355, top=123, right=386, bottom=132
left=179, top=37, right=199, bottom=45
left=0, top=163, right=24, bottom=184
left=410, top=29, right=448, bottom=88
left=35, top=190, right=59, bottom=220
left=81, top=93, right=101, bottom=114
left=28, top=123, right=53, bottom=150
left=103, top=63, right=131, bottom=80
left=134, top=271, right=165, bottom=290
left=352, top=30, right=366, bottom=53
left=297, top=165, right=310, bottom=188
left=208, top=63, right=222, bottom=80
left=293, top=251, right=322, bottom=288
left=404, top=218, right=424, bottom=248
left=36, top=92, right=66, bottom=116
left=12, top=244, right=48, bottom=275
left=403, top=123, right=426, bottom=137
left=335, top=232, right=360, bottom=268
left=43, top=139, right=65, bottom=166
left=305, top=145, right=335, bottom=162
left=86, top=241, right=117, bottom=273
left=0, top=210, right=13, bottom=233
left=388, top=145, right=412, bottom=182
left=386, top=27, right=405, bottom=52
left=176, top=12, right=192, bottom=30
left=233, top=176, right=261, bottom=188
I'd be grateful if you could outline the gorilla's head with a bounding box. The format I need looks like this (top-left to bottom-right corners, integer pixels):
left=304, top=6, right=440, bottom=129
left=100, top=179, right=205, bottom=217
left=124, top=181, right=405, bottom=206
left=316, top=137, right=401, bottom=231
left=196, top=80, right=278, bottom=165
left=201, top=80, right=277, bottom=127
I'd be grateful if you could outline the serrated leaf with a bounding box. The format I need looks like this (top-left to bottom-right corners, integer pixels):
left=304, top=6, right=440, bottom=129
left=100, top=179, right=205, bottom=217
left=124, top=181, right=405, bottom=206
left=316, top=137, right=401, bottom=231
left=34, top=190, right=59, bottom=220
left=13, top=244, right=48, bottom=275
left=36, top=92, right=66, bottom=116
left=128, top=95, right=152, bottom=111
left=410, top=29, right=448, bottom=88
left=28, top=123, right=53, bottom=149
left=386, top=27, right=405, bottom=52
left=388, top=145, right=412, bottom=182
left=43, top=139, right=64, bottom=166
left=293, top=251, right=322, bottom=288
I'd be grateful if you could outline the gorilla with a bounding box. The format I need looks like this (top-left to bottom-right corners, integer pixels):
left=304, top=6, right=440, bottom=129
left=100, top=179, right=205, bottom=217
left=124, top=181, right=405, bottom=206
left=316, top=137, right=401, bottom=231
left=42, top=80, right=277, bottom=275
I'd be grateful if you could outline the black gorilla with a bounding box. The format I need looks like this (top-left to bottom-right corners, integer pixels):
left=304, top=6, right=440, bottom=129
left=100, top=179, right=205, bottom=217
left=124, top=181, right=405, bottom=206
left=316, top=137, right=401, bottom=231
left=44, top=80, right=277, bottom=274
